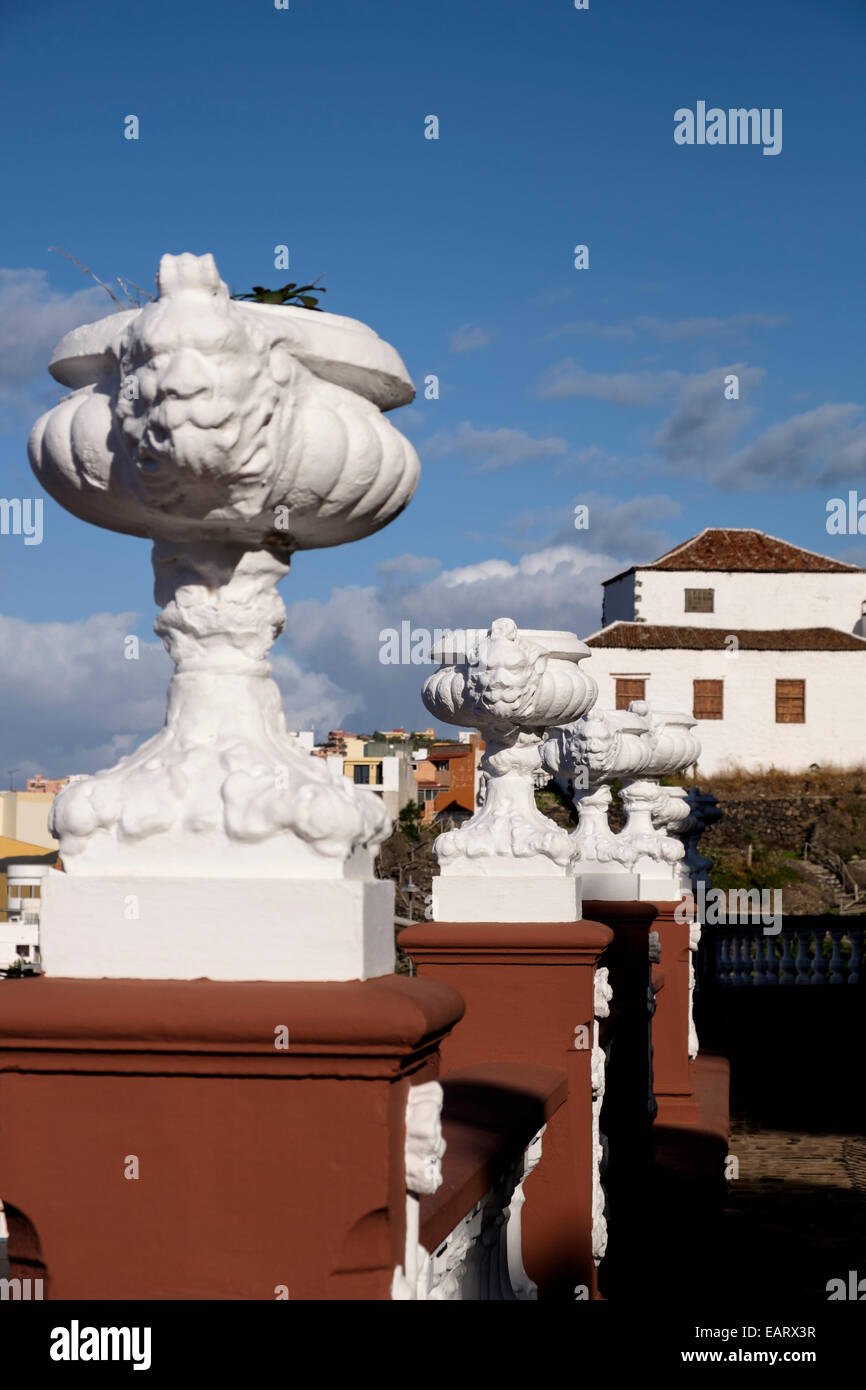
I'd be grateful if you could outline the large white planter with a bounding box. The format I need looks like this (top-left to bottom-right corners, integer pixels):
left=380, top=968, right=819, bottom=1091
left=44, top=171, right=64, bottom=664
left=28, top=253, right=420, bottom=980
left=422, top=618, right=597, bottom=922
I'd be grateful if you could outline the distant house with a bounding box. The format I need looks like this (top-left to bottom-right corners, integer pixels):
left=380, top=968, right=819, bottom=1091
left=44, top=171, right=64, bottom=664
left=415, top=737, right=484, bottom=825
left=584, top=529, right=866, bottom=774
left=342, top=745, right=418, bottom=821
left=0, top=840, right=60, bottom=971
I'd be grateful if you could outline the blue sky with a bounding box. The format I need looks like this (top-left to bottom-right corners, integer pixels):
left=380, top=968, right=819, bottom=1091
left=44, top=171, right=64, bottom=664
left=1, top=0, right=865, bottom=769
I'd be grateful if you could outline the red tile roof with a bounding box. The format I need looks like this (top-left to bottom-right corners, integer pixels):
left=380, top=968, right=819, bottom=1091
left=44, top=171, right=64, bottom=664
left=428, top=744, right=472, bottom=760
left=603, top=529, right=864, bottom=583
left=586, top=623, right=866, bottom=651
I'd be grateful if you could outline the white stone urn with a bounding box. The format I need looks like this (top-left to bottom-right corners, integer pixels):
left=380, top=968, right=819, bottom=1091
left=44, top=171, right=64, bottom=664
left=542, top=707, right=652, bottom=896
left=421, top=618, right=597, bottom=921
left=618, top=702, right=700, bottom=899
left=28, top=252, right=420, bottom=980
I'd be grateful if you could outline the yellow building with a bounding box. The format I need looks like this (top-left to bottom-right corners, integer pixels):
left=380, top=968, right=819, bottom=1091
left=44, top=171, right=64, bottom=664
left=0, top=791, right=58, bottom=851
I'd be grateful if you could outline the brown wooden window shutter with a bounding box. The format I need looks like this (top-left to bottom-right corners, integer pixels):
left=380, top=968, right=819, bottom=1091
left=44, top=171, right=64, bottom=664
left=685, top=588, right=714, bottom=612
left=775, top=679, right=805, bottom=723
left=615, top=677, right=646, bottom=711
left=693, top=679, right=723, bottom=720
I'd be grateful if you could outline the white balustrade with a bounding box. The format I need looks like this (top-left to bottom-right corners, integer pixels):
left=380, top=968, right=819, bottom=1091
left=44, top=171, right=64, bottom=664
left=591, top=965, right=613, bottom=1266
left=392, top=1078, right=545, bottom=1301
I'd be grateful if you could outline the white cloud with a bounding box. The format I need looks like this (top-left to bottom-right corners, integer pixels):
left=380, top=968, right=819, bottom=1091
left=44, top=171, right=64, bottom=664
left=534, top=360, right=685, bottom=405
left=503, top=492, right=682, bottom=561
left=281, top=544, right=616, bottom=732
left=547, top=312, right=786, bottom=343
left=0, top=611, right=167, bottom=774
left=0, top=609, right=362, bottom=772
left=653, top=364, right=764, bottom=468
left=715, top=403, right=866, bottom=490
left=449, top=323, right=496, bottom=353
left=376, top=553, right=441, bottom=580
left=0, top=531, right=631, bottom=761
left=0, top=268, right=104, bottom=422
left=421, top=421, right=568, bottom=472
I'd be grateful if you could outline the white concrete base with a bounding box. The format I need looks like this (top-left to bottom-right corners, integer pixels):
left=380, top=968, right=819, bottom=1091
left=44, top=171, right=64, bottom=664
left=39, top=873, right=395, bottom=981
left=577, top=870, right=639, bottom=901
left=432, top=875, right=582, bottom=923
left=636, top=872, right=683, bottom=903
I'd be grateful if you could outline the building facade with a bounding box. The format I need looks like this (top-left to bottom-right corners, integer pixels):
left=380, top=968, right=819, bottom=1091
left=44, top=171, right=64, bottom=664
left=0, top=792, right=58, bottom=851
left=414, top=736, right=484, bottom=824
left=586, top=529, right=866, bottom=775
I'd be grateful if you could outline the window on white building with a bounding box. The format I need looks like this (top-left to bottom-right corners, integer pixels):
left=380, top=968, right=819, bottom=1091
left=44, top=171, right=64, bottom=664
left=615, top=677, right=646, bottom=710
left=693, top=679, right=723, bottom=720
left=685, top=588, right=714, bottom=613
left=775, top=679, right=805, bottom=723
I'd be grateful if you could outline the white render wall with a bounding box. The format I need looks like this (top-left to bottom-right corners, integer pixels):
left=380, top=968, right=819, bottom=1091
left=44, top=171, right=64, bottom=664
left=0, top=792, right=57, bottom=850
left=583, top=645, right=866, bottom=774
left=364, top=753, right=417, bottom=821
left=603, top=569, right=866, bottom=634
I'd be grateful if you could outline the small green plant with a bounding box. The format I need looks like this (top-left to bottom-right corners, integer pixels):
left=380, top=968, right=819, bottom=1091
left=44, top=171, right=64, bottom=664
left=49, top=247, right=328, bottom=312
left=398, top=801, right=423, bottom=843
left=232, top=277, right=326, bottom=310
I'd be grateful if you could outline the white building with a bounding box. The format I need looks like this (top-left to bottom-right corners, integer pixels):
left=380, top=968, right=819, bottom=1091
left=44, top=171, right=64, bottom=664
left=340, top=745, right=418, bottom=821
left=0, top=863, right=52, bottom=970
left=585, top=528, right=866, bottom=775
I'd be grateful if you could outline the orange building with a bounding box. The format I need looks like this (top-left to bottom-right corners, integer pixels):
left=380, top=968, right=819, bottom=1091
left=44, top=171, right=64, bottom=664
left=414, top=736, right=483, bottom=825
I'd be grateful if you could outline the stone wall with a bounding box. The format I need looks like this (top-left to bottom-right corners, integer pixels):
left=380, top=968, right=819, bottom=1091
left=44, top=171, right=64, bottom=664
left=696, top=793, right=866, bottom=857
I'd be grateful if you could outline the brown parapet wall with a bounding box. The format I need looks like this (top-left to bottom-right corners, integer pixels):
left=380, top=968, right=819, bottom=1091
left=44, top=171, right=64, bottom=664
left=646, top=900, right=696, bottom=1113
left=0, top=974, right=465, bottom=1301
left=0, top=975, right=464, bottom=1073
left=398, top=918, right=611, bottom=1301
